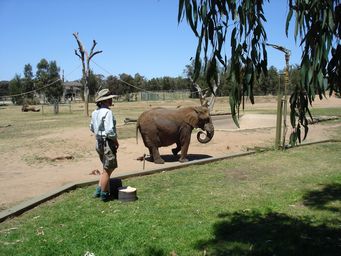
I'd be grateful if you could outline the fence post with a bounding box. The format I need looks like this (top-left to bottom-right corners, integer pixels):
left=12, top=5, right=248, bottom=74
left=275, top=94, right=283, bottom=150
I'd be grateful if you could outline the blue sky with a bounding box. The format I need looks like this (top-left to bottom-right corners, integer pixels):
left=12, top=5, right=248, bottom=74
left=0, top=0, right=302, bottom=82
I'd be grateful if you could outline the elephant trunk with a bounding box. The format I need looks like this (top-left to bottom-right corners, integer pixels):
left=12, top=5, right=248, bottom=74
left=197, top=121, right=214, bottom=144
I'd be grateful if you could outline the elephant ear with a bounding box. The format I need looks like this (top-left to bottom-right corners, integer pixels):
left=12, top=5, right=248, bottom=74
left=194, top=106, right=209, bottom=120
left=184, top=106, right=209, bottom=128
left=185, top=107, right=200, bottom=128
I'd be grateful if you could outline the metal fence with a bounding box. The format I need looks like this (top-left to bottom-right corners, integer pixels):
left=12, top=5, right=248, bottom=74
left=139, top=90, right=191, bottom=101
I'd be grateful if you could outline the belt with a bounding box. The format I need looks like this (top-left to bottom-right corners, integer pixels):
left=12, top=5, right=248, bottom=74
left=96, top=135, right=106, bottom=140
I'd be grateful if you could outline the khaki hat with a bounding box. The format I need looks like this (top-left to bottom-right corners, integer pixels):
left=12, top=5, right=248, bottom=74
left=95, top=89, right=115, bottom=103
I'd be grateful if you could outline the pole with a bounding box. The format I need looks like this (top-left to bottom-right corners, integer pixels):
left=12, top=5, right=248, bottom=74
left=275, top=74, right=283, bottom=149
left=281, top=52, right=290, bottom=149
left=266, top=43, right=291, bottom=150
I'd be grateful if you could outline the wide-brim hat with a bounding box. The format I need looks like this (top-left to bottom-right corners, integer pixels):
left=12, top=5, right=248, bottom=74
left=95, top=89, right=115, bottom=103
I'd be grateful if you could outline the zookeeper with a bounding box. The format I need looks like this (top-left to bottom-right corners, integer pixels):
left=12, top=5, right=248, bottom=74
left=90, top=89, right=119, bottom=201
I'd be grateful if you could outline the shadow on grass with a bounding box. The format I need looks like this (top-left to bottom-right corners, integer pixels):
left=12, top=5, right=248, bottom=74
left=146, top=153, right=212, bottom=163
left=303, top=183, right=341, bottom=212
left=196, top=210, right=341, bottom=255
left=126, top=246, right=166, bottom=256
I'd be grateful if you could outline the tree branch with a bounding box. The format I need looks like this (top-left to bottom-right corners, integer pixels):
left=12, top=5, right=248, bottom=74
left=73, top=32, right=85, bottom=60
left=89, top=50, right=103, bottom=60
left=74, top=49, right=82, bottom=60
left=89, top=40, right=97, bottom=56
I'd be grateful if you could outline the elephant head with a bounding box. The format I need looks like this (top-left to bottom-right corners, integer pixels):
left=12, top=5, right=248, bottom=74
left=185, top=106, right=215, bottom=144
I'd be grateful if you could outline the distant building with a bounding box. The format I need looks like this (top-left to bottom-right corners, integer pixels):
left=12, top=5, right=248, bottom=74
left=63, top=81, right=82, bottom=102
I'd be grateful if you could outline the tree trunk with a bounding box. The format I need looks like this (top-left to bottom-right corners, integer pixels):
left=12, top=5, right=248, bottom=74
left=53, top=99, right=59, bottom=114
left=84, top=80, right=89, bottom=116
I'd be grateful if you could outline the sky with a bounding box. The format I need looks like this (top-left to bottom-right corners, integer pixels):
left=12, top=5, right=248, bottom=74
left=0, top=0, right=303, bottom=82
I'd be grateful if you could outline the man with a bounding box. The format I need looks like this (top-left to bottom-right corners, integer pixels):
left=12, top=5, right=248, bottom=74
left=90, top=89, right=119, bottom=201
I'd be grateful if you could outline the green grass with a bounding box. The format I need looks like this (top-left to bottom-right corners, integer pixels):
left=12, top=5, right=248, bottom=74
left=310, top=107, right=341, bottom=117
left=1, top=142, right=341, bottom=255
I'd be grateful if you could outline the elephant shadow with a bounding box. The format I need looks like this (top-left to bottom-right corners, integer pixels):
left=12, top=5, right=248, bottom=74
left=145, top=153, right=213, bottom=163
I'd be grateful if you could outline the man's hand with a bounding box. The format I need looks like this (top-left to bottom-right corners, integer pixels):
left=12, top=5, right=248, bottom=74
left=114, top=140, right=119, bottom=150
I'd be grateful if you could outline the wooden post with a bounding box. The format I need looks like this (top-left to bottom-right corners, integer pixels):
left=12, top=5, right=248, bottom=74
left=275, top=94, right=283, bottom=149
left=281, top=53, right=290, bottom=148
left=266, top=44, right=291, bottom=150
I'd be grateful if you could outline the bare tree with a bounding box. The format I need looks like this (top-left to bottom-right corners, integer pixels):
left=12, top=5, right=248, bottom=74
left=191, top=77, right=218, bottom=113
left=73, top=32, right=102, bottom=116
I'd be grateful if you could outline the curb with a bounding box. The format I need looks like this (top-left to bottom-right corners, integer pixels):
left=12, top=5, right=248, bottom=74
left=1, top=139, right=340, bottom=223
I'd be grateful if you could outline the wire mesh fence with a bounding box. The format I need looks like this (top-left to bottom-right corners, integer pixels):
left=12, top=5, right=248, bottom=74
left=139, top=90, right=192, bottom=101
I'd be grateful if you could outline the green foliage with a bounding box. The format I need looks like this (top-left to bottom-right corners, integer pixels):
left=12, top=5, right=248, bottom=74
left=106, top=73, right=191, bottom=97
left=179, top=0, right=268, bottom=127
left=9, top=74, right=24, bottom=105
left=179, top=0, right=340, bottom=143
left=22, top=64, right=35, bottom=99
left=287, top=0, right=340, bottom=144
left=289, top=64, right=301, bottom=93
left=35, top=59, right=49, bottom=90
left=7, top=60, right=62, bottom=106
left=44, top=61, right=63, bottom=104
left=0, top=80, right=9, bottom=97
left=256, top=66, right=279, bottom=95
left=87, top=71, right=103, bottom=101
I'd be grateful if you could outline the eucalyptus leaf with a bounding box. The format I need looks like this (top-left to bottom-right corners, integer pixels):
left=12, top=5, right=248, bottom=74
left=178, top=0, right=185, bottom=22
left=286, top=9, right=293, bottom=36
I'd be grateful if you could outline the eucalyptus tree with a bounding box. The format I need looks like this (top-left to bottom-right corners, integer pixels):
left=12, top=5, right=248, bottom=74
left=289, top=64, right=301, bottom=94
left=9, top=74, right=23, bottom=105
left=178, top=0, right=340, bottom=144
left=106, top=75, right=122, bottom=95
left=134, top=73, right=147, bottom=91
left=87, top=71, right=103, bottom=101
left=0, top=80, right=9, bottom=97
left=35, top=59, right=49, bottom=94
left=23, top=64, right=35, bottom=99
left=119, top=73, right=136, bottom=95
left=257, top=66, right=279, bottom=96
left=44, top=61, right=63, bottom=105
left=35, top=59, right=63, bottom=111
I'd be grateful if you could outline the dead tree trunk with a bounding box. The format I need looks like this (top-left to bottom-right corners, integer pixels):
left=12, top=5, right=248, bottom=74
left=191, top=77, right=219, bottom=113
left=73, top=32, right=102, bottom=116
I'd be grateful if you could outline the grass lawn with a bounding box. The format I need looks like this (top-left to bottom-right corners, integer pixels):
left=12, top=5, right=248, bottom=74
left=1, top=142, right=340, bottom=255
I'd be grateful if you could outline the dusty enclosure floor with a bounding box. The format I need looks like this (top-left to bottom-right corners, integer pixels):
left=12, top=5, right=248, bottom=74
left=0, top=97, right=340, bottom=210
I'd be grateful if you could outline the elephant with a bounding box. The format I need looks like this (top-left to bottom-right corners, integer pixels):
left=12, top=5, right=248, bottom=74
left=21, top=105, right=40, bottom=112
left=136, top=106, right=214, bottom=164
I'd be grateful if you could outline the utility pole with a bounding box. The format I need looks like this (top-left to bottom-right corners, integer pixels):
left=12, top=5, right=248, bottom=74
left=266, top=43, right=291, bottom=149
left=73, top=32, right=102, bottom=116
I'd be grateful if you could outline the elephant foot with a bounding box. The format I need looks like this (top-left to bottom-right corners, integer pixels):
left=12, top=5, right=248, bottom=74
left=154, top=158, right=165, bottom=164
left=179, top=158, right=189, bottom=163
left=172, top=148, right=179, bottom=156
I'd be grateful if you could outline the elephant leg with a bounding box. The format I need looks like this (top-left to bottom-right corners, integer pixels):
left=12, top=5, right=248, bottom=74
left=151, top=147, right=164, bottom=164
left=172, top=142, right=181, bottom=156
left=148, top=148, right=154, bottom=161
left=179, top=126, right=192, bottom=163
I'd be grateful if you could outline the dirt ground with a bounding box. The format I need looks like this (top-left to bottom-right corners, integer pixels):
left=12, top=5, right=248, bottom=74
left=0, top=97, right=340, bottom=210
